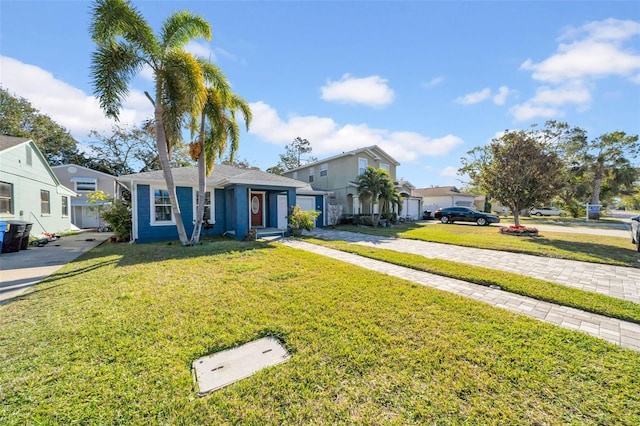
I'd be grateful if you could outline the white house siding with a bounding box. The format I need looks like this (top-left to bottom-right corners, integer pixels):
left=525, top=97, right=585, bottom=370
left=0, top=139, right=75, bottom=236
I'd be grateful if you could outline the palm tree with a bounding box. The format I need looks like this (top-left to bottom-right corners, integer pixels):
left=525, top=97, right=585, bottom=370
left=189, top=64, right=252, bottom=244
left=357, top=166, right=392, bottom=227
left=90, top=0, right=211, bottom=245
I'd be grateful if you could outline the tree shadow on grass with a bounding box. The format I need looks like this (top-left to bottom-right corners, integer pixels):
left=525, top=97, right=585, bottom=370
left=528, top=237, right=639, bottom=268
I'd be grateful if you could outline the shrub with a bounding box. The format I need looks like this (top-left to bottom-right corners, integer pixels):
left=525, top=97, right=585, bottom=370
left=102, top=200, right=132, bottom=241
left=288, top=206, right=320, bottom=231
left=499, top=225, right=539, bottom=237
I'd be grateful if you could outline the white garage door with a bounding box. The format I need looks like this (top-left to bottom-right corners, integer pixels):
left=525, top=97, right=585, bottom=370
left=296, top=196, right=317, bottom=227
left=407, top=199, right=421, bottom=220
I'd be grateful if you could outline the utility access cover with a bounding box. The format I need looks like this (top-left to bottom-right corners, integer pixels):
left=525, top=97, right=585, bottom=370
left=192, top=336, right=290, bottom=396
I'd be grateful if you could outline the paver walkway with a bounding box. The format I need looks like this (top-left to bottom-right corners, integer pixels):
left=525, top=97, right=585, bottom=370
left=306, top=228, right=640, bottom=304
left=279, top=234, right=640, bottom=352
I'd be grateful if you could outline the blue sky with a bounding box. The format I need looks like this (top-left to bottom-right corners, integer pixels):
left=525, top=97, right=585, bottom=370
left=1, top=1, right=639, bottom=188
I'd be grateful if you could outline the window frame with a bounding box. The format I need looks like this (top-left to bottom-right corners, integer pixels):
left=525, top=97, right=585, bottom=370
left=358, top=158, right=368, bottom=175
left=74, top=179, right=97, bottom=192
left=320, top=164, right=328, bottom=177
left=61, top=196, right=69, bottom=217
left=193, top=189, right=214, bottom=223
left=40, top=189, right=51, bottom=215
left=0, top=181, right=13, bottom=215
left=151, top=188, right=175, bottom=225
left=379, top=163, right=390, bottom=172
left=308, top=167, right=314, bottom=183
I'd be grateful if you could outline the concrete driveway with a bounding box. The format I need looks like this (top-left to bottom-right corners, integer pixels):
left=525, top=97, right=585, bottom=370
left=0, top=231, right=112, bottom=304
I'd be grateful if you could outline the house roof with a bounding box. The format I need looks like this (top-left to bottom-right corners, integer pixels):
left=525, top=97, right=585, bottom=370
left=0, top=135, right=31, bottom=152
left=118, top=164, right=309, bottom=189
left=286, top=145, right=400, bottom=173
left=51, top=164, right=117, bottom=179
left=0, top=135, right=76, bottom=197
left=412, top=186, right=475, bottom=198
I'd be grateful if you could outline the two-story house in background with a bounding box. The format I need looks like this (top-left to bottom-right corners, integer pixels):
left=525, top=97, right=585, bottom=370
left=0, top=136, right=76, bottom=236
left=52, top=164, right=118, bottom=229
left=283, top=145, right=422, bottom=220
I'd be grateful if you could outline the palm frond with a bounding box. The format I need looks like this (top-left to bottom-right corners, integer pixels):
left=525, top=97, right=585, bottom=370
left=90, top=42, right=143, bottom=120
left=161, top=11, right=211, bottom=50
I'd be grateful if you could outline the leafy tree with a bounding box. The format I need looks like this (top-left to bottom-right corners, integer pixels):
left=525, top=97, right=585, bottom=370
left=561, top=131, right=639, bottom=218
left=268, top=137, right=317, bottom=173
left=0, top=86, right=84, bottom=165
left=85, top=122, right=192, bottom=175
left=90, top=0, right=213, bottom=245
left=460, top=130, right=564, bottom=226
left=357, top=166, right=393, bottom=227
left=189, top=66, right=252, bottom=245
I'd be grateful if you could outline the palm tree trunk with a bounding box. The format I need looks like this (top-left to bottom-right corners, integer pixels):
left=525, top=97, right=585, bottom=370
left=190, top=115, right=207, bottom=245
left=155, top=104, right=189, bottom=245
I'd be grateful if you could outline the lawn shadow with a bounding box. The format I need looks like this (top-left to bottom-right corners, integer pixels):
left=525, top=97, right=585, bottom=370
left=529, top=236, right=639, bottom=268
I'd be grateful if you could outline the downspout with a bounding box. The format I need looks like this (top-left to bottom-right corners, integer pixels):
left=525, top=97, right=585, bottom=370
left=130, top=179, right=137, bottom=242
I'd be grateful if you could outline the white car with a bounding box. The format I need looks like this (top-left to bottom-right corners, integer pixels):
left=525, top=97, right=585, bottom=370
left=631, top=216, right=640, bottom=252
left=530, top=207, right=563, bottom=216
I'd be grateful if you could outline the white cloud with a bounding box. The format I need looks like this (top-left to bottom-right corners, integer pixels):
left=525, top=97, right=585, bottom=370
left=185, top=40, right=216, bottom=61
left=422, top=76, right=444, bottom=89
left=510, top=103, right=562, bottom=122
left=456, top=88, right=491, bottom=105
left=320, top=74, right=395, bottom=107
left=492, top=86, right=511, bottom=105
left=248, top=101, right=464, bottom=163
left=1, top=56, right=153, bottom=139
left=514, top=18, right=640, bottom=122
left=440, top=166, right=459, bottom=178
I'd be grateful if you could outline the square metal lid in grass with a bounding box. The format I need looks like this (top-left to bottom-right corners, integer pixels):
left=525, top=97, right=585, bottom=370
left=192, top=336, right=291, bottom=396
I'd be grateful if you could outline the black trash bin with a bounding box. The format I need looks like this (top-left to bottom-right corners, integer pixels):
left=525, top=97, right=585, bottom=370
left=19, top=222, right=33, bottom=250
left=1, top=221, right=27, bottom=253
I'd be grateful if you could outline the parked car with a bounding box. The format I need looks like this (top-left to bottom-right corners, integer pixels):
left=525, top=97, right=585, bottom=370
left=631, top=215, right=640, bottom=252
left=530, top=206, right=564, bottom=216
left=433, top=207, right=500, bottom=226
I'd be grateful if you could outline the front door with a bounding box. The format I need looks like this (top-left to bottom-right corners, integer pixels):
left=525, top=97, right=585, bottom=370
left=250, top=193, right=264, bottom=227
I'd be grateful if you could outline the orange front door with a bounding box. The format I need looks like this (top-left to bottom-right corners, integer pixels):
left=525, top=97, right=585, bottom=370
left=250, top=193, right=264, bottom=227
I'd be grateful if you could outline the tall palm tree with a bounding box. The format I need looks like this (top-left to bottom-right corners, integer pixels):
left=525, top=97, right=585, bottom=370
left=357, top=166, right=392, bottom=227
left=189, top=64, right=252, bottom=244
left=90, top=0, right=211, bottom=245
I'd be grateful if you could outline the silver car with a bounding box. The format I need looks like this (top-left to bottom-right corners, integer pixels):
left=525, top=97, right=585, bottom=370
left=631, top=216, right=640, bottom=252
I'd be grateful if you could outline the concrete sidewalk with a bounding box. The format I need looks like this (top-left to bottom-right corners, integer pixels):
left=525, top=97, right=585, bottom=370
left=280, top=238, right=640, bottom=352
left=0, top=231, right=112, bottom=304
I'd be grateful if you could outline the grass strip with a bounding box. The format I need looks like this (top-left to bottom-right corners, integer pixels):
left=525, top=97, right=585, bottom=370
left=305, top=237, right=640, bottom=324
left=336, top=223, right=639, bottom=267
left=1, top=240, right=638, bottom=424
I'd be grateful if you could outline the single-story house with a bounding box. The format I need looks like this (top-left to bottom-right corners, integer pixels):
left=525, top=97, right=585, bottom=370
left=0, top=135, right=76, bottom=236
left=413, top=186, right=476, bottom=214
left=52, top=164, right=117, bottom=229
left=118, top=165, right=331, bottom=243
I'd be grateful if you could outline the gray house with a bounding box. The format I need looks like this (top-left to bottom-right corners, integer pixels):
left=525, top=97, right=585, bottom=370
left=52, top=164, right=118, bottom=229
left=0, top=136, right=76, bottom=236
left=283, top=145, right=421, bottom=219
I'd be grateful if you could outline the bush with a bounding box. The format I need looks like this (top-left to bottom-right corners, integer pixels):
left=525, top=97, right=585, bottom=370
left=499, top=225, right=539, bottom=237
left=288, top=206, right=320, bottom=231
left=102, top=200, right=132, bottom=241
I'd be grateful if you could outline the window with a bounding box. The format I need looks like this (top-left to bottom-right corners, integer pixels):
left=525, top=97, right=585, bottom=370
left=379, top=163, right=389, bottom=172
left=153, top=188, right=173, bottom=223
left=308, top=167, right=314, bottom=183
left=358, top=158, right=368, bottom=175
left=195, top=191, right=213, bottom=222
left=75, top=179, right=97, bottom=192
left=61, top=196, right=69, bottom=217
left=26, top=146, right=32, bottom=166
left=0, top=182, right=13, bottom=214
left=320, top=164, right=328, bottom=177
left=41, top=190, right=51, bottom=215
left=293, top=171, right=298, bottom=179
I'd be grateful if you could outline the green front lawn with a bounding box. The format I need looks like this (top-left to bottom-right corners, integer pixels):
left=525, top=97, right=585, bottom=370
left=1, top=240, right=638, bottom=424
left=305, top=238, right=640, bottom=324
left=337, top=222, right=639, bottom=267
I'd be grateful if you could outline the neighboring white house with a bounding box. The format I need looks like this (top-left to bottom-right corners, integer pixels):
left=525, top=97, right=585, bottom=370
left=413, top=186, right=476, bottom=214
left=0, top=136, right=76, bottom=235
left=52, top=164, right=117, bottom=229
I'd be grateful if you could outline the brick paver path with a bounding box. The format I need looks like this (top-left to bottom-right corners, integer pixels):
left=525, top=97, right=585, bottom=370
left=279, top=233, right=640, bottom=352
